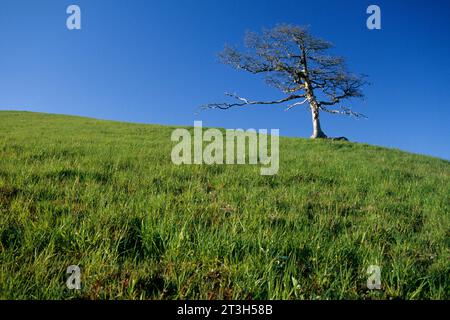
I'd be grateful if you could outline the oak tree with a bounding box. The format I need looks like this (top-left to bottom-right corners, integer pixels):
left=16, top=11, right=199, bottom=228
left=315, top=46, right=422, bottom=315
left=202, top=25, right=368, bottom=139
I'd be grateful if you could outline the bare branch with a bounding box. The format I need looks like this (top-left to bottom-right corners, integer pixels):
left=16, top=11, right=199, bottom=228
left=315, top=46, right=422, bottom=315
left=201, top=92, right=306, bottom=110
left=285, top=98, right=308, bottom=111
left=319, top=105, right=367, bottom=118
left=265, top=73, right=305, bottom=94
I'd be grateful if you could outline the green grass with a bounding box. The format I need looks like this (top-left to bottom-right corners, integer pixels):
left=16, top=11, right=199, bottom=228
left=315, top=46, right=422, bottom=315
left=0, top=111, right=448, bottom=300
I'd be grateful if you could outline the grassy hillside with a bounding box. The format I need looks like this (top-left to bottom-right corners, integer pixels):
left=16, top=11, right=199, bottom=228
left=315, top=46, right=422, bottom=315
left=0, top=111, right=448, bottom=300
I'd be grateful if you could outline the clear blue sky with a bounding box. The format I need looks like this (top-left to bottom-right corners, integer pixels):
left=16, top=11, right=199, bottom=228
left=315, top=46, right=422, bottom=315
left=0, top=0, right=449, bottom=159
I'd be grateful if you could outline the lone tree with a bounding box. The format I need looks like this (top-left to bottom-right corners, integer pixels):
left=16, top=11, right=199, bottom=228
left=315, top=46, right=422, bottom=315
left=202, top=25, right=368, bottom=139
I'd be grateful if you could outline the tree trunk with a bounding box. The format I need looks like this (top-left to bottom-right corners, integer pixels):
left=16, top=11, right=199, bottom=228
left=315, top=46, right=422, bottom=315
left=310, top=104, right=327, bottom=139
left=303, top=77, right=327, bottom=139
